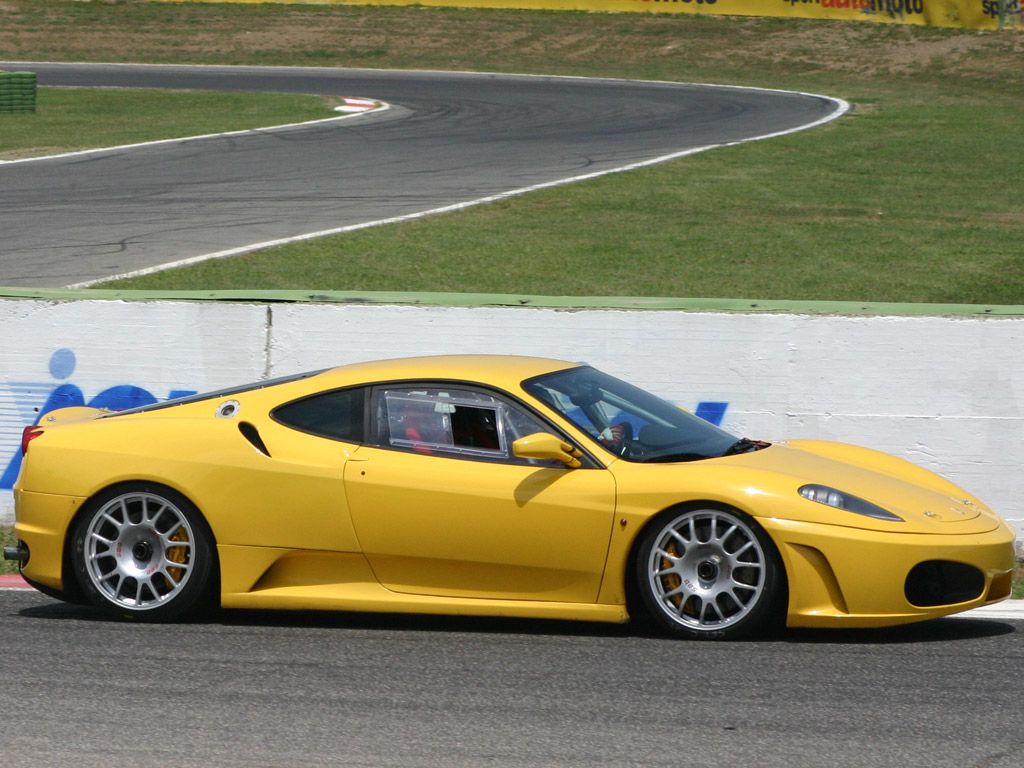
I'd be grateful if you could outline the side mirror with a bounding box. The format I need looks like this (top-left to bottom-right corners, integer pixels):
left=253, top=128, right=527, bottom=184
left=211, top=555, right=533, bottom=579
left=512, top=432, right=583, bottom=468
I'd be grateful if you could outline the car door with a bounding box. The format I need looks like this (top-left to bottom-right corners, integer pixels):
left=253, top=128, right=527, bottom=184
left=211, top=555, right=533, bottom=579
left=342, top=384, right=616, bottom=603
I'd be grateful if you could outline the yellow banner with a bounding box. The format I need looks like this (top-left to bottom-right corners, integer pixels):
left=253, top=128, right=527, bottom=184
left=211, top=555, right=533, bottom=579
left=183, top=0, right=1020, bottom=30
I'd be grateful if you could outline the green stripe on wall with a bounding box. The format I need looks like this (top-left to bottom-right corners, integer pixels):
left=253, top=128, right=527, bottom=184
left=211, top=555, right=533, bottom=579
left=0, top=288, right=1021, bottom=317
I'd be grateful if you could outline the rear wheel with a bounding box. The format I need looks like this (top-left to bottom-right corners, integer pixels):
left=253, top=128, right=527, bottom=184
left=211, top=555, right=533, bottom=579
left=71, top=484, right=215, bottom=621
left=634, top=506, right=783, bottom=640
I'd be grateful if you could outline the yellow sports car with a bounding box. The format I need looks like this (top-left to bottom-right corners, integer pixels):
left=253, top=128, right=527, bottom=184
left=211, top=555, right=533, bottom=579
left=4, top=355, right=1015, bottom=639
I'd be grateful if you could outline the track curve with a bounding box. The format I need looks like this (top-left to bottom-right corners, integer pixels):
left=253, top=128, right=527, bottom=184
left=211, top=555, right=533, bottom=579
left=0, top=63, right=846, bottom=287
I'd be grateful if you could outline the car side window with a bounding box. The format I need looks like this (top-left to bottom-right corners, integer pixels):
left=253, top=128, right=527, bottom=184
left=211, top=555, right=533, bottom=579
left=272, top=387, right=366, bottom=443
left=377, top=387, right=561, bottom=466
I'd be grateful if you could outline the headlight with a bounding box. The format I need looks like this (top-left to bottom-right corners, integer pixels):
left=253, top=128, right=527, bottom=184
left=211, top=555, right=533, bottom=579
left=798, top=484, right=904, bottom=522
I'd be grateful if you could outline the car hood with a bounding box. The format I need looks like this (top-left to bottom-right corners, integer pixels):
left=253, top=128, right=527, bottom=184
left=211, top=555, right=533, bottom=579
left=710, top=439, right=1003, bottom=534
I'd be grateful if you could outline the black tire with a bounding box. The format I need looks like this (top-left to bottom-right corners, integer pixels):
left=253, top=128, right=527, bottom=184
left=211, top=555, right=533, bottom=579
left=70, top=483, right=216, bottom=622
left=633, top=505, right=784, bottom=640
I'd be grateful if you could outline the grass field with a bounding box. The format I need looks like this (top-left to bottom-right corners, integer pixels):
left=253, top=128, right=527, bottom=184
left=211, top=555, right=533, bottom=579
left=1, top=527, right=16, bottom=575
left=1, top=1, right=1022, bottom=301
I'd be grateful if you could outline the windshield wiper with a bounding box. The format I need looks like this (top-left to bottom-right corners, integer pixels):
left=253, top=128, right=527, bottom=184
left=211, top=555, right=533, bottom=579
left=723, top=437, right=768, bottom=456
left=640, top=452, right=710, bottom=464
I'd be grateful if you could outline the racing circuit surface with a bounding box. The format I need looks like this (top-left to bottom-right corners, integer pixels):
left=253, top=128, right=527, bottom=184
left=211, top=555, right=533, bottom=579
left=0, top=62, right=844, bottom=287
left=1, top=589, right=1022, bottom=768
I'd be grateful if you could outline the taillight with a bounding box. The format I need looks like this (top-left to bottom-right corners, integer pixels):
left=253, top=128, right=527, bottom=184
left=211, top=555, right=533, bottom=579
left=21, top=426, right=43, bottom=455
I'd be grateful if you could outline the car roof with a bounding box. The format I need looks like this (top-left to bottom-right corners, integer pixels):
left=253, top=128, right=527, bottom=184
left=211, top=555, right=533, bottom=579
left=101, top=355, right=583, bottom=420
left=312, top=354, right=580, bottom=391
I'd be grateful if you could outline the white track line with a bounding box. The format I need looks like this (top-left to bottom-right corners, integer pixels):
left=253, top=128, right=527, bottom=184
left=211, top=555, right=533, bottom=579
left=0, top=98, right=389, bottom=167
left=955, top=601, right=1024, bottom=620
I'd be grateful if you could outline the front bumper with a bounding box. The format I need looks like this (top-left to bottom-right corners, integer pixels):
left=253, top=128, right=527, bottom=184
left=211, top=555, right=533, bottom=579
left=763, top=516, right=1016, bottom=628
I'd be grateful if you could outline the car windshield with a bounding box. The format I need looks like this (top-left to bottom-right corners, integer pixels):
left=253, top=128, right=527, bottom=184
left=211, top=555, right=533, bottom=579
left=523, top=366, right=742, bottom=463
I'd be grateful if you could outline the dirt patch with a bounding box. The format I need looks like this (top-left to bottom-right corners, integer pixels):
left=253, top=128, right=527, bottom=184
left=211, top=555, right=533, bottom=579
left=982, top=211, right=1024, bottom=224
left=735, top=19, right=1014, bottom=78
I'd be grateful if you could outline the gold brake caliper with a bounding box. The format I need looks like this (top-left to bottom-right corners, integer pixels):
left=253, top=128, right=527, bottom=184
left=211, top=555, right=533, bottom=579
left=662, top=542, right=683, bottom=608
left=165, top=528, right=189, bottom=583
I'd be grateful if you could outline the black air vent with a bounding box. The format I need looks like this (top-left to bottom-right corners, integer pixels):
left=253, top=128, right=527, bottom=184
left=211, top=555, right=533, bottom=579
left=238, top=422, right=271, bottom=457
left=905, top=560, right=984, bottom=607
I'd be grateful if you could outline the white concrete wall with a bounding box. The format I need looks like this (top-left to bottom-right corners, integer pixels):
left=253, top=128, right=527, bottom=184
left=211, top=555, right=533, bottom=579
left=2, top=299, right=1021, bottom=550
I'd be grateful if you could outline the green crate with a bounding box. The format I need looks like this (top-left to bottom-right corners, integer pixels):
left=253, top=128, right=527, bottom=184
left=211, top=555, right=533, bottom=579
left=0, top=71, right=36, bottom=113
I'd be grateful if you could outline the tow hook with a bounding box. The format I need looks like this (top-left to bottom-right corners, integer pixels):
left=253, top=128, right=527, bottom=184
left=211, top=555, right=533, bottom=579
left=3, top=541, right=28, bottom=564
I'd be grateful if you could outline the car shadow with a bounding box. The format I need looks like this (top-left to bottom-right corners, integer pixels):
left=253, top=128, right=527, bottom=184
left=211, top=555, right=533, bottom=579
left=13, top=597, right=1017, bottom=644
left=13, top=598, right=636, bottom=639
left=781, top=617, right=1016, bottom=644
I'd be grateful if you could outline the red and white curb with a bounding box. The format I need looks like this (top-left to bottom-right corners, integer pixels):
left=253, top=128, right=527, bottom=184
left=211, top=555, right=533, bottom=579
left=0, top=574, right=29, bottom=590
left=1, top=571, right=1023, bottom=620
left=334, top=97, right=380, bottom=113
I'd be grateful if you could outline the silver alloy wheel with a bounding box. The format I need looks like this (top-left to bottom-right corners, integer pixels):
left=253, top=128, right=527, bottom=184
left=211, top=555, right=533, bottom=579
left=646, top=508, right=767, bottom=632
left=83, top=492, right=195, bottom=611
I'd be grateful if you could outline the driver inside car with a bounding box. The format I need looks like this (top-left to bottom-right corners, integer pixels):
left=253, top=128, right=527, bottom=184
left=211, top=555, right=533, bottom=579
left=597, top=420, right=633, bottom=455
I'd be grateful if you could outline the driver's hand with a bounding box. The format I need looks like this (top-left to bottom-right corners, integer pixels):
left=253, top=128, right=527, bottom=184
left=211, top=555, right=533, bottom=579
left=598, top=423, right=626, bottom=448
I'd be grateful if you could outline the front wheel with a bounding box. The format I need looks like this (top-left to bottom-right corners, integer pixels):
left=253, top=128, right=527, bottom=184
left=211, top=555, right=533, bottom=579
left=71, top=484, right=216, bottom=621
left=634, top=506, right=784, bottom=640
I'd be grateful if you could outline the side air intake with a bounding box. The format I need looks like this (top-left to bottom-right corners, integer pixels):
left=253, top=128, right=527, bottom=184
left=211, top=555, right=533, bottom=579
left=238, top=422, right=271, bottom=457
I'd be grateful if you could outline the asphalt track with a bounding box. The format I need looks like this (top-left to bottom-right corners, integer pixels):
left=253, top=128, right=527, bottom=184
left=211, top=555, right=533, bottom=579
left=1, top=589, right=1022, bottom=768
left=0, top=62, right=845, bottom=287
